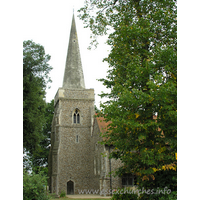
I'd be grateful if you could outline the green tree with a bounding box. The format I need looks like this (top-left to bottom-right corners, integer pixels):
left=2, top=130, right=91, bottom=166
left=32, top=100, right=54, bottom=175
left=78, top=0, right=177, bottom=192
left=95, top=105, right=100, bottom=113
left=23, top=170, right=50, bottom=200
left=23, top=40, right=52, bottom=165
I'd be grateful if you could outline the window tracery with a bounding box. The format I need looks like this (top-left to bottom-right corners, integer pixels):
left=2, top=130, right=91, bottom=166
left=73, top=108, right=80, bottom=124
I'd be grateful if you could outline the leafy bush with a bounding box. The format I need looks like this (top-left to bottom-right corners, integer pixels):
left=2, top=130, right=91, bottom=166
left=23, top=170, right=50, bottom=200
left=138, top=188, right=177, bottom=200
left=60, top=190, right=66, bottom=198
left=111, top=188, right=139, bottom=200
left=159, top=191, right=177, bottom=200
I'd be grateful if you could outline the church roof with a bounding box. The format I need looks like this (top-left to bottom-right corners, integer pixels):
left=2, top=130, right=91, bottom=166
left=62, top=13, right=85, bottom=89
left=96, top=116, right=110, bottom=134
left=95, top=114, right=111, bottom=142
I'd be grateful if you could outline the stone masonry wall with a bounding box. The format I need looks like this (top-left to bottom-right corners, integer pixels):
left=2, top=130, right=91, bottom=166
left=91, top=118, right=123, bottom=196
left=90, top=118, right=105, bottom=193
left=49, top=87, right=96, bottom=195
left=49, top=87, right=124, bottom=196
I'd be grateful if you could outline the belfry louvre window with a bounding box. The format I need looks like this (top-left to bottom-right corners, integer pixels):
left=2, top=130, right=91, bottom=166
left=74, top=109, right=80, bottom=124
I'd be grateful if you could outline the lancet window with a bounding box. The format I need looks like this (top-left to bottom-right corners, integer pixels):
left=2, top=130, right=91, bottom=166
left=73, top=109, right=80, bottom=124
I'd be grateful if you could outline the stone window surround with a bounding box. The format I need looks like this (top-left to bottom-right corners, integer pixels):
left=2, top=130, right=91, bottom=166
left=74, top=109, right=80, bottom=123
left=72, top=108, right=81, bottom=124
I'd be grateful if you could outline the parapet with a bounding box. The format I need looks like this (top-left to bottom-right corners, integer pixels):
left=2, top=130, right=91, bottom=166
left=54, top=87, right=94, bottom=106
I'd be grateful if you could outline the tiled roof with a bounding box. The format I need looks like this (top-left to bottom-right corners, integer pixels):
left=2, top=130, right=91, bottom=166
left=95, top=114, right=111, bottom=142
left=96, top=115, right=110, bottom=134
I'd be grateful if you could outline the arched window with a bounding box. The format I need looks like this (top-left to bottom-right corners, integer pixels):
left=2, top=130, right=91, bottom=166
left=73, top=109, right=80, bottom=124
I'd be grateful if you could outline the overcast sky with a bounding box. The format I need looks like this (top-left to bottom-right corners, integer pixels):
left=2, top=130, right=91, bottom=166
left=22, top=0, right=111, bottom=108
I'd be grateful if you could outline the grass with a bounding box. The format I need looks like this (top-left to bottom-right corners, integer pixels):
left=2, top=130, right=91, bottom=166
left=50, top=199, right=110, bottom=200
left=48, top=193, right=111, bottom=200
left=49, top=195, right=111, bottom=200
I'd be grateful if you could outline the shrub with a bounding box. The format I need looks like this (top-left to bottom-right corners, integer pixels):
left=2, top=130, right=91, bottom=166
left=138, top=188, right=177, bottom=200
left=159, top=191, right=177, bottom=200
left=111, top=188, right=139, bottom=200
left=60, top=190, right=66, bottom=198
left=23, top=170, right=50, bottom=200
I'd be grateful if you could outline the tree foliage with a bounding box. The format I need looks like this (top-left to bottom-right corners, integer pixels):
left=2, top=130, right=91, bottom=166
left=78, top=0, right=177, bottom=191
left=23, top=40, right=52, bottom=166
left=23, top=170, right=50, bottom=200
left=32, top=100, right=54, bottom=175
left=95, top=105, right=101, bottom=113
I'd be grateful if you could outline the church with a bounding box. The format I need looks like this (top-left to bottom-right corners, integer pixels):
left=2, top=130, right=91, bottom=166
left=48, top=14, right=135, bottom=196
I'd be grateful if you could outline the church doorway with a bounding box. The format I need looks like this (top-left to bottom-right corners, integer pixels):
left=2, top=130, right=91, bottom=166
left=67, top=181, right=74, bottom=195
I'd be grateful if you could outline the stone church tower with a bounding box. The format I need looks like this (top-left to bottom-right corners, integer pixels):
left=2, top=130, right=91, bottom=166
left=48, top=14, right=96, bottom=195
left=48, top=14, right=131, bottom=196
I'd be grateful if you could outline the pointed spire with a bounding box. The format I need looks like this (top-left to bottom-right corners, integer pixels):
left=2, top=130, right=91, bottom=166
left=62, top=13, right=85, bottom=89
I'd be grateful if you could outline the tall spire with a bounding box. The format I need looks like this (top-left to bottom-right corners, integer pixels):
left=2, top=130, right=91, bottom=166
left=62, top=13, right=85, bottom=89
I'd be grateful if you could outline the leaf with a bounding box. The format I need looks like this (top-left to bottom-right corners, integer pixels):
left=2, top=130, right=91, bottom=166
left=135, top=113, right=140, bottom=118
left=78, top=0, right=177, bottom=189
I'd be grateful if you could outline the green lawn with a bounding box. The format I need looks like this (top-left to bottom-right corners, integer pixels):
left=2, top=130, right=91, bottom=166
left=51, top=197, right=109, bottom=200
left=49, top=196, right=111, bottom=200
left=48, top=193, right=111, bottom=200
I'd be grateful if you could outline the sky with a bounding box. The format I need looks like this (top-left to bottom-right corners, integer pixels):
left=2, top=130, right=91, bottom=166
left=22, top=0, right=111, bottom=108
